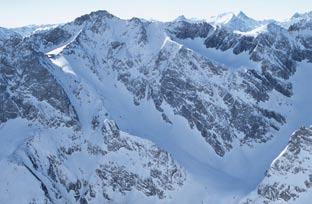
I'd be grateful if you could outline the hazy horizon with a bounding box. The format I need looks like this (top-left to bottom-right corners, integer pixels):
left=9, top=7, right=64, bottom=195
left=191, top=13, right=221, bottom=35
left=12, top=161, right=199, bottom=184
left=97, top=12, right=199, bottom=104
left=1, top=0, right=312, bottom=28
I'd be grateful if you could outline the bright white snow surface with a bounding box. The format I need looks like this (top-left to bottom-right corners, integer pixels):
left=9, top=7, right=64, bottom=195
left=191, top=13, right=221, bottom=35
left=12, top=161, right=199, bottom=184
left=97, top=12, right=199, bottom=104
left=255, top=61, right=312, bottom=182
left=176, top=37, right=260, bottom=71
left=265, top=61, right=312, bottom=133
left=0, top=118, right=34, bottom=160
left=289, top=62, right=312, bottom=128
left=206, top=11, right=270, bottom=32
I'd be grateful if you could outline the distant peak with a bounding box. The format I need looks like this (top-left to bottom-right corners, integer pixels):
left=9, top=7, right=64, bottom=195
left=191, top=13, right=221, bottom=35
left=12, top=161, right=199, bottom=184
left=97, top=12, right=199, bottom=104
left=291, top=12, right=301, bottom=19
left=208, top=11, right=257, bottom=24
left=90, top=10, right=114, bottom=17
left=290, top=11, right=312, bottom=20
left=173, top=15, right=206, bottom=24
left=207, top=12, right=235, bottom=24
left=218, top=12, right=235, bottom=19
left=74, top=10, right=115, bottom=25
left=0, top=27, right=21, bottom=40
left=237, top=11, right=249, bottom=19
left=174, top=15, right=188, bottom=22
left=219, top=12, right=235, bottom=17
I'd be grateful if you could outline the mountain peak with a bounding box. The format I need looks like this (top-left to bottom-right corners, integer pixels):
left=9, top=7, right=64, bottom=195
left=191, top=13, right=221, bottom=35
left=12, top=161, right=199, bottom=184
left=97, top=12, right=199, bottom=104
left=0, top=27, right=21, bottom=41
left=174, top=15, right=188, bottom=22
left=237, top=11, right=249, bottom=19
left=73, top=10, right=115, bottom=25
left=207, top=12, right=235, bottom=25
left=173, top=15, right=206, bottom=24
left=89, top=10, right=115, bottom=18
left=291, top=12, right=302, bottom=19
left=207, top=11, right=262, bottom=32
left=291, top=11, right=312, bottom=19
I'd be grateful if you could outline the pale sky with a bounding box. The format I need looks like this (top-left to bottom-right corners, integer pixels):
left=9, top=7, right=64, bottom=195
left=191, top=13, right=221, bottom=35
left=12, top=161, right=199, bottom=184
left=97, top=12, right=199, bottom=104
left=1, top=0, right=312, bottom=28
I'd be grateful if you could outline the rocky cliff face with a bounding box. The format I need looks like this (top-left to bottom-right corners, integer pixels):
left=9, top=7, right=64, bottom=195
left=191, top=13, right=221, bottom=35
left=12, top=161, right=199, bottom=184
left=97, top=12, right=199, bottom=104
left=0, top=120, right=185, bottom=203
left=0, top=37, right=79, bottom=130
left=0, top=31, right=78, bottom=127
left=241, top=127, right=312, bottom=204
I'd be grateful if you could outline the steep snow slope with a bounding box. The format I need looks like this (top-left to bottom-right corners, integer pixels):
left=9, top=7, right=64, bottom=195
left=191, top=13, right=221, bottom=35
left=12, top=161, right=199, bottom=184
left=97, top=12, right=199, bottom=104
left=240, top=126, right=312, bottom=204
left=174, top=37, right=259, bottom=70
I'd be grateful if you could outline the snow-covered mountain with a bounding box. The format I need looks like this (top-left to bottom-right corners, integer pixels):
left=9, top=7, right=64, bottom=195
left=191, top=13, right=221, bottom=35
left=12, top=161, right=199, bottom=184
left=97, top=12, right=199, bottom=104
left=207, top=11, right=273, bottom=32
left=1, top=10, right=312, bottom=203
left=10, top=24, right=57, bottom=37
